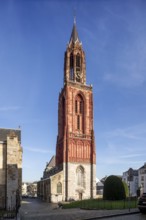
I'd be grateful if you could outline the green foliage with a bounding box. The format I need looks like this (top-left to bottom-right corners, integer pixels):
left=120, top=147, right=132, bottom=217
left=103, top=175, right=126, bottom=200
left=62, top=198, right=137, bottom=209
left=123, top=181, right=129, bottom=198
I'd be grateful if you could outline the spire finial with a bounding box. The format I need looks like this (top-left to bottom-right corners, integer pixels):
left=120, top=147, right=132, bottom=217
left=69, top=10, right=80, bottom=44
left=73, top=8, right=76, bottom=24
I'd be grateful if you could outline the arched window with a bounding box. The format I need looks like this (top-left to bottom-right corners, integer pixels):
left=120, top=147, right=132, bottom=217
left=77, top=115, right=80, bottom=130
left=76, top=166, right=84, bottom=187
left=76, top=53, right=81, bottom=67
left=62, top=97, right=65, bottom=136
left=57, top=182, right=62, bottom=194
left=75, top=100, right=78, bottom=113
left=80, top=101, right=83, bottom=113
left=75, top=94, right=84, bottom=132
left=76, top=53, right=81, bottom=83
left=70, top=53, right=74, bottom=80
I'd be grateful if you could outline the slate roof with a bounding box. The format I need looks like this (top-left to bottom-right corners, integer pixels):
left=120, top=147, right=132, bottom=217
left=69, top=19, right=80, bottom=44
left=139, top=163, right=146, bottom=170
left=0, top=128, right=21, bottom=143
left=47, top=156, right=56, bottom=168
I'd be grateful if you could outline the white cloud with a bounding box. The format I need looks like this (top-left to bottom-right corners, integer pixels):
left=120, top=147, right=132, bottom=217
left=24, top=147, right=54, bottom=154
left=103, top=64, right=146, bottom=88
left=119, top=153, right=144, bottom=159
left=97, top=123, right=146, bottom=174
left=104, top=123, right=146, bottom=140
left=97, top=146, right=145, bottom=167
left=0, top=106, right=21, bottom=111
left=92, top=4, right=146, bottom=88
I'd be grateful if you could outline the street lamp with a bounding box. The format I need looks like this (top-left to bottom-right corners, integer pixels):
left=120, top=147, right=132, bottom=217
left=140, top=184, right=143, bottom=196
left=128, top=181, right=130, bottom=212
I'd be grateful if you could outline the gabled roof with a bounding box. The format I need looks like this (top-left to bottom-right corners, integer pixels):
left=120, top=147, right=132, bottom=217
left=47, top=155, right=56, bottom=168
left=139, top=163, right=146, bottom=170
left=69, top=19, right=80, bottom=44
left=0, top=128, right=21, bottom=143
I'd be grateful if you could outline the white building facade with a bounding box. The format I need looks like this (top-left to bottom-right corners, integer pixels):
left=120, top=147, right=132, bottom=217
left=122, top=168, right=138, bottom=197
left=138, top=163, right=146, bottom=195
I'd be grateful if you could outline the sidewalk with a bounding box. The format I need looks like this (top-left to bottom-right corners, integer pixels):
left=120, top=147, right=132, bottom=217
left=19, top=208, right=139, bottom=220
left=18, top=198, right=140, bottom=220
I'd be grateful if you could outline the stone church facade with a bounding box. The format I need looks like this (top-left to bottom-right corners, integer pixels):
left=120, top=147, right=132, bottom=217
left=0, top=128, right=22, bottom=210
left=37, top=21, right=96, bottom=202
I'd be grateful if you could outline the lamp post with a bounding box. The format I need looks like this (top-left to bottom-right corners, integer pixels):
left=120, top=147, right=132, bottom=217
left=140, top=184, right=143, bottom=196
left=128, top=181, right=130, bottom=212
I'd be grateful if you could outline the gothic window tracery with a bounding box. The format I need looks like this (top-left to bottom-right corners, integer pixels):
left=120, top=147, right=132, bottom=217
left=70, top=53, right=74, bottom=80
left=80, top=101, right=83, bottom=113
left=75, top=100, right=78, bottom=113
left=57, top=182, right=62, bottom=194
left=76, top=53, right=81, bottom=83
left=77, top=115, right=80, bottom=130
left=61, top=97, right=65, bottom=136
left=76, top=53, right=81, bottom=67
left=75, top=94, right=84, bottom=132
left=76, top=166, right=84, bottom=187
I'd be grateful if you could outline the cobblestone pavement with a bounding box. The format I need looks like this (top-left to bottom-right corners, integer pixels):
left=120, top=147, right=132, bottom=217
left=18, top=198, right=140, bottom=220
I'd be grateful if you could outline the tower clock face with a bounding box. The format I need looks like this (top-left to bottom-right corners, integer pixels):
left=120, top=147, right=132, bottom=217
left=76, top=70, right=82, bottom=79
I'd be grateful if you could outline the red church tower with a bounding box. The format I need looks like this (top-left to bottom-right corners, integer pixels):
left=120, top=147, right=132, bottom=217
left=56, top=20, right=96, bottom=200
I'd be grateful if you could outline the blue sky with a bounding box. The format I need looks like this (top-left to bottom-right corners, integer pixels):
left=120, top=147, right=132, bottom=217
left=0, top=0, right=146, bottom=182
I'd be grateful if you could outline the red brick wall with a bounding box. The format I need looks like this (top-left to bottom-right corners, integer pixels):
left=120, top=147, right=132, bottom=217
left=56, top=83, right=96, bottom=165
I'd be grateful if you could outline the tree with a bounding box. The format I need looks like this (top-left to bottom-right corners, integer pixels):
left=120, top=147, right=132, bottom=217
left=123, top=181, right=129, bottom=198
left=103, top=175, right=126, bottom=200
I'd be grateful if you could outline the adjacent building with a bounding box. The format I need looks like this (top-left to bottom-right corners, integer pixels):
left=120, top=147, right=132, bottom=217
left=122, top=168, right=138, bottom=197
left=38, top=20, right=96, bottom=202
left=138, top=163, right=146, bottom=195
left=22, top=182, right=28, bottom=196
left=96, top=178, right=104, bottom=198
left=0, top=128, right=22, bottom=210
left=22, top=182, right=37, bottom=198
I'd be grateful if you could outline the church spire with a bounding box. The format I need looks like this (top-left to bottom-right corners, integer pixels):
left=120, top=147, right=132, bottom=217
left=69, top=18, right=80, bottom=44
left=64, top=20, right=86, bottom=85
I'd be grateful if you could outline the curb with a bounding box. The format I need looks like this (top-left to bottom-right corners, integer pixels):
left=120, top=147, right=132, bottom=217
left=81, top=211, right=140, bottom=220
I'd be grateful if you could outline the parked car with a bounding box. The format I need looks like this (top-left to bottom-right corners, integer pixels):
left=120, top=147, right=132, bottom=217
left=138, top=193, right=146, bottom=213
